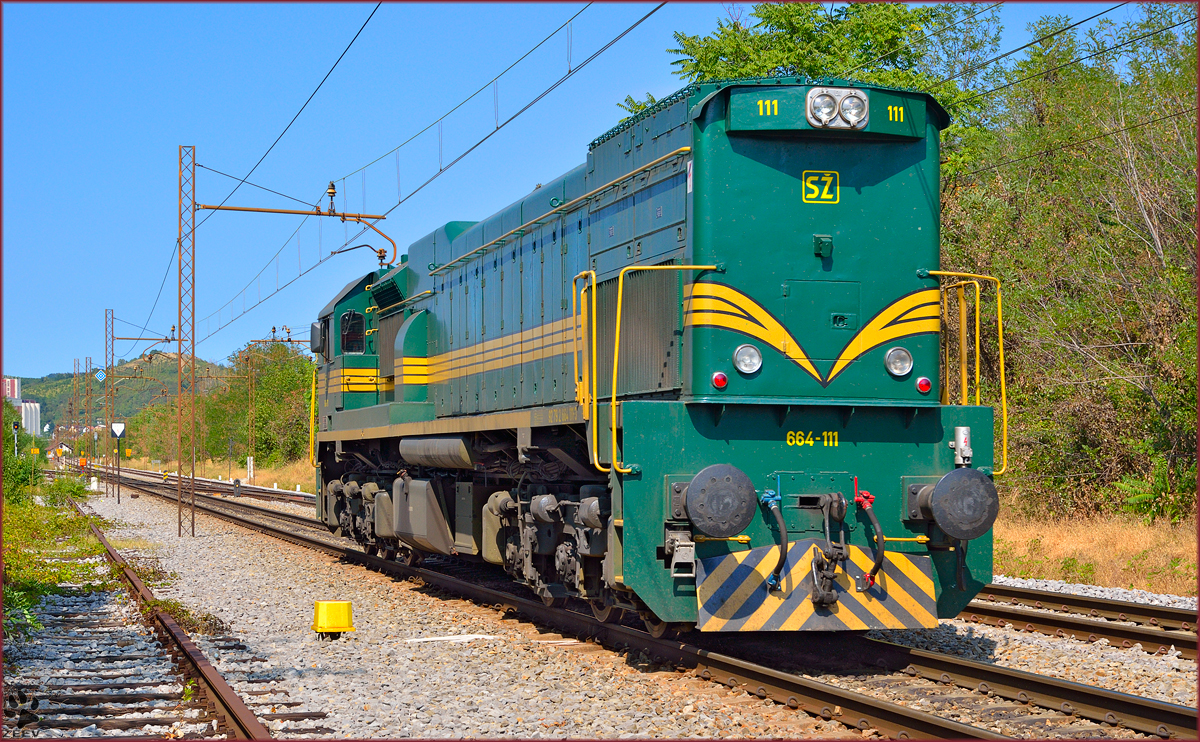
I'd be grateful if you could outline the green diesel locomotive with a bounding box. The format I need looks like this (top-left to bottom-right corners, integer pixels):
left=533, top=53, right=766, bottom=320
left=311, top=77, right=1007, bottom=636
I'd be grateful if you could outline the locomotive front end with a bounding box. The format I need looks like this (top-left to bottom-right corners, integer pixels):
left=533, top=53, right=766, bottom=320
left=606, top=79, right=1003, bottom=631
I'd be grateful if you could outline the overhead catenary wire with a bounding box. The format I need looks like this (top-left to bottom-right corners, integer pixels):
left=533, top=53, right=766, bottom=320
left=196, top=164, right=316, bottom=208
left=198, top=2, right=666, bottom=345
left=198, top=2, right=381, bottom=231
left=934, top=2, right=1128, bottom=89
left=964, top=107, right=1196, bottom=175
left=958, top=15, right=1197, bottom=104
left=117, top=248, right=176, bottom=359
left=122, top=3, right=380, bottom=360
left=114, top=317, right=171, bottom=337
left=340, top=2, right=592, bottom=181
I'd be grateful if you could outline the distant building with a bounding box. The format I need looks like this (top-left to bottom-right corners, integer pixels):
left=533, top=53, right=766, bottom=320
left=4, top=378, right=20, bottom=401
left=20, top=401, right=40, bottom=435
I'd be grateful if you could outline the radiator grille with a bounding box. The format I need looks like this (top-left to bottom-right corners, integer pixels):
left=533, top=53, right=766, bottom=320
left=593, top=265, right=682, bottom=397
left=378, top=312, right=406, bottom=377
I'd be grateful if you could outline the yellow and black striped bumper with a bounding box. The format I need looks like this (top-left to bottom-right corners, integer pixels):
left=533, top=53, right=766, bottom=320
left=695, top=538, right=938, bottom=631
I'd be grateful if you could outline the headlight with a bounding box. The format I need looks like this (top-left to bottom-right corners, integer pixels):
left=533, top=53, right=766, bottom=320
left=733, top=344, right=763, bottom=374
left=811, top=94, right=837, bottom=124
left=806, top=87, right=870, bottom=130
left=885, top=347, right=913, bottom=377
left=840, top=95, right=866, bottom=126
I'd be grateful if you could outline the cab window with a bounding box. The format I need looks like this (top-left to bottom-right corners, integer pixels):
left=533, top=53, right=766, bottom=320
left=340, top=311, right=365, bottom=354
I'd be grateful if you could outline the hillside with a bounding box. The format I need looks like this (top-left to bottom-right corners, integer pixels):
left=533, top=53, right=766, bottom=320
left=19, top=351, right=225, bottom=430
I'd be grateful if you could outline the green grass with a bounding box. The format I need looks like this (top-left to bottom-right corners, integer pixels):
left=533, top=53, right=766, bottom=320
left=2, top=477, right=114, bottom=639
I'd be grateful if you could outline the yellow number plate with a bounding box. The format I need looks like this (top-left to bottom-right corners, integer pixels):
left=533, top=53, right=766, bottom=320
left=802, top=171, right=839, bottom=204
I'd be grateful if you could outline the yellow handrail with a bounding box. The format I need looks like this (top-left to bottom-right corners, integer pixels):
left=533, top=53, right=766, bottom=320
left=924, top=270, right=1007, bottom=475
left=611, top=264, right=718, bottom=474
left=308, top=367, right=318, bottom=468
left=570, top=269, right=608, bottom=473
left=939, top=280, right=981, bottom=406
left=429, top=147, right=692, bottom=277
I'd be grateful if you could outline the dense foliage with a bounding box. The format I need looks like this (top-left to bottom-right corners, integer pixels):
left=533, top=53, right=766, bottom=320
left=647, top=3, right=1197, bottom=519
left=125, top=343, right=315, bottom=470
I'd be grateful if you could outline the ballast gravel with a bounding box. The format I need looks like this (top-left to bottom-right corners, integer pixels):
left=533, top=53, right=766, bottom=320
left=85, top=494, right=854, bottom=739
left=992, top=574, right=1198, bottom=611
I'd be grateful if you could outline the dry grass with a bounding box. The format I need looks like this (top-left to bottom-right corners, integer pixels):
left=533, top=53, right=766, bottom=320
left=994, top=508, right=1197, bottom=596
left=107, top=537, right=161, bottom=553
left=127, top=457, right=318, bottom=494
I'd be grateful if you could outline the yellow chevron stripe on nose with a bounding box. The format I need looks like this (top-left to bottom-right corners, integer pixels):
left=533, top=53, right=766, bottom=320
left=824, top=288, right=941, bottom=383
left=684, top=282, right=821, bottom=381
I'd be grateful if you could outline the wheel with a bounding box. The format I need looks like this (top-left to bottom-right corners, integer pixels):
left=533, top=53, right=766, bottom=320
left=590, top=600, right=622, bottom=623
left=542, top=594, right=567, bottom=609
left=399, top=547, right=423, bottom=567
left=380, top=548, right=396, bottom=562
left=365, top=544, right=378, bottom=557
left=642, top=613, right=670, bottom=639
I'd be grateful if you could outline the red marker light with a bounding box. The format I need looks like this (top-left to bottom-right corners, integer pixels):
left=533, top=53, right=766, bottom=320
left=916, top=376, right=932, bottom=394
left=712, top=372, right=729, bottom=389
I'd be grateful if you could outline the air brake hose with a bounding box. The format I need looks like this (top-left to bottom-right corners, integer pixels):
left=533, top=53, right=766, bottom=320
left=759, top=490, right=787, bottom=591
left=854, top=477, right=885, bottom=588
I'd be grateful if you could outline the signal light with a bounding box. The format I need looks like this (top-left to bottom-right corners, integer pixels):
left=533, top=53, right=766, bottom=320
left=711, top=372, right=728, bottom=389
left=916, top=377, right=932, bottom=394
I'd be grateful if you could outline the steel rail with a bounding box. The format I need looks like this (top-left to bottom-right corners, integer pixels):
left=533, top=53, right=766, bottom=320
left=960, top=601, right=1196, bottom=660
left=114, top=476, right=1003, bottom=740
left=976, top=583, right=1196, bottom=632
left=66, top=497, right=271, bottom=740
left=866, top=637, right=1196, bottom=739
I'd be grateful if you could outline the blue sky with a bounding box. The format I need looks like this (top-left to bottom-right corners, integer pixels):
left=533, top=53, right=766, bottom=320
left=3, top=2, right=1122, bottom=377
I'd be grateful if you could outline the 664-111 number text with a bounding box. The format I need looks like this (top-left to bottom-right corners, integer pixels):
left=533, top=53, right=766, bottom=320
left=787, top=431, right=839, bottom=447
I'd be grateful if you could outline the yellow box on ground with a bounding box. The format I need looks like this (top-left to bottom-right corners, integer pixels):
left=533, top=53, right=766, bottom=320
left=312, top=601, right=355, bottom=633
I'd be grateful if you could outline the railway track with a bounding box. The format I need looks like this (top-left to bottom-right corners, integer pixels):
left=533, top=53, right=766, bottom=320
left=100, top=470, right=1196, bottom=739
left=965, top=584, right=1196, bottom=660
left=4, top=497, right=271, bottom=739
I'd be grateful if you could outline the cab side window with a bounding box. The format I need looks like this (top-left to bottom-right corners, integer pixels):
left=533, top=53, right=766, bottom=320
left=341, top=311, right=365, bottom=354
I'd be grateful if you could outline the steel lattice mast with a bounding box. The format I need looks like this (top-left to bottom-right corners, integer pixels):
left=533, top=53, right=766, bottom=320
left=177, top=146, right=197, bottom=537
left=105, top=309, right=114, bottom=492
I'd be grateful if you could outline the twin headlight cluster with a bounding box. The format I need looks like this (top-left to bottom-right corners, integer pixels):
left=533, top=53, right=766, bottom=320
left=805, top=87, right=869, bottom=129
left=719, top=344, right=929, bottom=393
left=726, top=345, right=911, bottom=377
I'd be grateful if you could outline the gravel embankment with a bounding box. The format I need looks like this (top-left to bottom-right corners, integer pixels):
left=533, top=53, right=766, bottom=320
left=85, top=494, right=856, bottom=739
left=992, top=575, right=1198, bottom=611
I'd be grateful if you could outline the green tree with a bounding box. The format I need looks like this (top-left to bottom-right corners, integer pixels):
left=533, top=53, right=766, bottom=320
left=626, top=3, right=1003, bottom=158
left=940, top=5, right=1197, bottom=518
left=126, top=343, right=315, bottom=470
